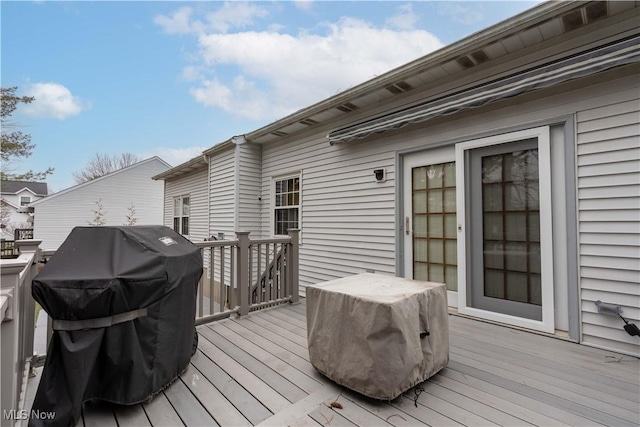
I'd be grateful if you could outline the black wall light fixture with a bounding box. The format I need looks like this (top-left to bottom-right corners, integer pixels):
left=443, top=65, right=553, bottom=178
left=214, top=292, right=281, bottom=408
left=374, top=168, right=386, bottom=182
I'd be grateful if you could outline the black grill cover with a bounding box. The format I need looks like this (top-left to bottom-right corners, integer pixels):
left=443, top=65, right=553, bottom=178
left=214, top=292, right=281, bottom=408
left=30, top=226, right=202, bottom=427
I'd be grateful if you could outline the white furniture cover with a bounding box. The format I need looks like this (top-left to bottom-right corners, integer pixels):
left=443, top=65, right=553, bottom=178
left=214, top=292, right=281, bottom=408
left=306, top=273, right=449, bottom=400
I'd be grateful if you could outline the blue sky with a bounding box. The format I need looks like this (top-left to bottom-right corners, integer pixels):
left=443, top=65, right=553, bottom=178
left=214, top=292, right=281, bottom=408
left=2, top=1, right=539, bottom=192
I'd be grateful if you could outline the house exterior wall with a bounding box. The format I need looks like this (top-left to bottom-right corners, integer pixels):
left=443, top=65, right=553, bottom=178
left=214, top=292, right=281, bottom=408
left=162, top=166, right=209, bottom=244
left=33, top=158, right=168, bottom=251
left=576, top=93, right=640, bottom=356
left=236, top=142, right=262, bottom=237
left=1, top=189, right=45, bottom=233
left=260, top=66, right=639, bottom=356
left=209, top=147, right=236, bottom=239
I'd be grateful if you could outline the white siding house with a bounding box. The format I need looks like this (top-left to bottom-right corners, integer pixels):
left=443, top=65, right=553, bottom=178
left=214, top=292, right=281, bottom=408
left=155, top=2, right=639, bottom=357
left=31, top=157, right=170, bottom=251
left=0, top=181, right=48, bottom=238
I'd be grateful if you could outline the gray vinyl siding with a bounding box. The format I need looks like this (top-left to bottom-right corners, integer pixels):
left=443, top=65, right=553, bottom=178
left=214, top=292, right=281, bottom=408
left=260, top=65, right=639, bottom=356
left=209, top=147, right=237, bottom=238
left=33, top=158, right=169, bottom=251
left=261, top=131, right=398, bottom=289
left=163, top=166, right=209, bottom=244
left=576, top=95, right=640, bottom=357
left=236, top=143, right=262, bottom=236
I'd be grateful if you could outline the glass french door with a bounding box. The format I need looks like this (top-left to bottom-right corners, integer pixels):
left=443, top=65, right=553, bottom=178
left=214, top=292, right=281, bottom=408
left=456, top=127, right=555, bottom=333
left=403, top=147, right=458, bottom=307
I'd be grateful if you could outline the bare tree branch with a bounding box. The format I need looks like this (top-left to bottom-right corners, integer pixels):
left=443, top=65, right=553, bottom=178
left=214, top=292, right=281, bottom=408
left=73, top=153, right=141, bottom=184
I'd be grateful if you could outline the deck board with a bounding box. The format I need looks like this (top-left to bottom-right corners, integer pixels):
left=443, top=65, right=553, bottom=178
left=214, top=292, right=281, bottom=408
left=182, top=363, right=251, bottom=427
left=164, top=377, right=218, bottom=426
left=196, top=328, right=290, bottom=414
left=451, top=338, right=639, bottom=412
left=450, top=333, right=639, bottom=401
left=199, top=326, right=308, bottom=402
left=29, top=299, right=639, bottom=427
left=191, top=349, right=272, bottom=425
left=113, top=403, right=152, bottom=427
left=207, top=322, right=323, bottom=393
left=141, top=392, right=184, bottom=427
left=220, top=318, right=325, bottom=382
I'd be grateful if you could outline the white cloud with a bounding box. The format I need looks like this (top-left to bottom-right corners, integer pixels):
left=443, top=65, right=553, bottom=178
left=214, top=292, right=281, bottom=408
left=438, top=3, right=484, bottom=25
left=23, top=82, right=89, bottom=120
left=204, top=2, right=269, bottom=33
left=153, top=7, right=202, bottom=35
left=154, top=2, right=268, bottom=35
left=143, top=146, right=208, bottom=166
left=386, top=4, right=419, bottom=30
left=155, top=4, right=443, bottom=121
left=293, top=1, right=314, bottom=12
left=187, top=17, right=442, bottom=120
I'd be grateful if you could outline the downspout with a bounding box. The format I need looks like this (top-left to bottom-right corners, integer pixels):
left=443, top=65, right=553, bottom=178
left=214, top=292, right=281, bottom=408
left=204, top=154, right=211, bottom=243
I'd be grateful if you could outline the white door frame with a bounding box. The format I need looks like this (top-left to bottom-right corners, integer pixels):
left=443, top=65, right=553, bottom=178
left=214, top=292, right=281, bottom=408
left=455, top=126, right=555, bottom=333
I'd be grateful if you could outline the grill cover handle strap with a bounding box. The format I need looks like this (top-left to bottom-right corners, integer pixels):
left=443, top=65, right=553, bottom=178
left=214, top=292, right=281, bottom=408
left=53, top=308, right=148, bottom=331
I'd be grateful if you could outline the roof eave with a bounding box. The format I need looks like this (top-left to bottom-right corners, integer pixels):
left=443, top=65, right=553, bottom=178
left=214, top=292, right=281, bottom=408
left=246, top=0, right=580, bottom=142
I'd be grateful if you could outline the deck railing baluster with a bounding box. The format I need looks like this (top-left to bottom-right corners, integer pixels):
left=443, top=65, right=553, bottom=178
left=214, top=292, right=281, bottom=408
left=194, top=230, right=299, bottom=323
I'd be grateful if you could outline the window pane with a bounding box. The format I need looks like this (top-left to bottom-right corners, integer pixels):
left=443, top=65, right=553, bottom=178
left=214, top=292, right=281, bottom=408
left=182, top=217, right=189, bottom=235
left=482, top=155, right=502, bottom=183
left=427, top=165, right=442, bottom=188
left=173, top=217, right=180, bottom=232
left=484, top=269, right=504, bottom=299
left=444, top=214, right=457, bottom=239
left=414, top=263, right=428, bottom=281
left=483, top=184, right=502, bottom=212
left=413, top=192, right=427, bottom=214
left=174, top=198, right=181, bottom=216
left=445, top=240, right=457, bottom=264
left=445, top=266, right=457, bottom=292
left=484, top=241, right=504, bottom=270
left=429, top=264, right=444, bottom=283
left=182, top=197, right=190, bottom=216
left=413, top=167, right=426, bottom=190
left=444, top=188, right=456, bottom=213
left=275, top=208, right=299, bottom=235
left=428, top=240, right=443, bottom=264
left=414, top=239, right=427, bottom=261
left=444, top=163, right=456, bottom=187
left=413, top=215, right=427, bottom=238
left=428, top=189, right=443, bottom=213
left=427, top=215, right=443, bottom=238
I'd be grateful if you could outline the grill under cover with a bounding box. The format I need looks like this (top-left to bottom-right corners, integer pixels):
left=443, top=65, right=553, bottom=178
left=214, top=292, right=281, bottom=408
left=30, top=226, right=202, bottom=426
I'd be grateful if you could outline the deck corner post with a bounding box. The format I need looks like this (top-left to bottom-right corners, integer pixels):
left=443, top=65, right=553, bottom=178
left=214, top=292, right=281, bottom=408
left=236, top=231, right=250, bottom=316
left=287, top=229, right=300, bottom=304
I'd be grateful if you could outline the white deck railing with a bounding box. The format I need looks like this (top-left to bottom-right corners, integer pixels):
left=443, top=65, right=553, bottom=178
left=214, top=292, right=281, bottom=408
left=194, top=229, right=300, bottom=325
left=1, top=240, right=42, bottom=423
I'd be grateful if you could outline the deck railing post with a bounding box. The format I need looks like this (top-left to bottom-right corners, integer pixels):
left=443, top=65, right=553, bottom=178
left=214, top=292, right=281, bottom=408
left=287, top=229, right=300, bottom=304
left=236, top=231, right=250, bottom=316
left=15, top=240, right=42, bottom=373
left=1, top=258, right=29, bottom=422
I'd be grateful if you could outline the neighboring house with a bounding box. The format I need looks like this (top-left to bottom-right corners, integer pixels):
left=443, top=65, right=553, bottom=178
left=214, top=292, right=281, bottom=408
left=0, top=180, right=48, bottom=238
left=31, top=157, right=171, bottom=251
left=154, top=2, right=639, bottom=356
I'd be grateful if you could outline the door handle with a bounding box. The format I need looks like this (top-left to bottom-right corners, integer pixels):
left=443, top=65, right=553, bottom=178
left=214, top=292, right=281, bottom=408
left=405, top=216, right=410, bottom=236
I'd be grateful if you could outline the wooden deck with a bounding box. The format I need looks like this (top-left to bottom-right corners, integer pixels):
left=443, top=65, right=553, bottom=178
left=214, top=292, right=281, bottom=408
left=28, top=300, right=640, bottom=426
